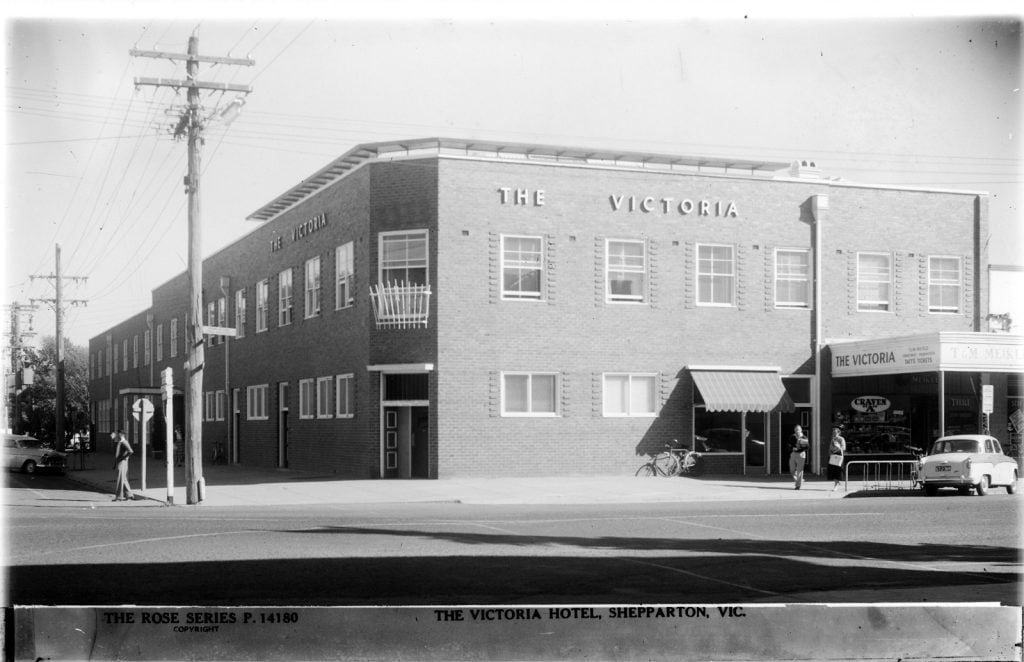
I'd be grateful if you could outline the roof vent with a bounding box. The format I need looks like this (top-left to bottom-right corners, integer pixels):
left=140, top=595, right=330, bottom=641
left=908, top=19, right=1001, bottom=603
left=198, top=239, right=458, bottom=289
left=789, top=159, right=827, bottom=179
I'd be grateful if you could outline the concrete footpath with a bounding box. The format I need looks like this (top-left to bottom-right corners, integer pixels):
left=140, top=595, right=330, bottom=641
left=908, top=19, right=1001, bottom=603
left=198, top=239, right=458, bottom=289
left=61, top=450, right=867, bottom=507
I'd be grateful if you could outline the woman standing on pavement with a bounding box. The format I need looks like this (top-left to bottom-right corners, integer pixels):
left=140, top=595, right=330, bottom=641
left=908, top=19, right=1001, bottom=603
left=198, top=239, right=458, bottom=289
left=827, top=426, right=847, bottom=492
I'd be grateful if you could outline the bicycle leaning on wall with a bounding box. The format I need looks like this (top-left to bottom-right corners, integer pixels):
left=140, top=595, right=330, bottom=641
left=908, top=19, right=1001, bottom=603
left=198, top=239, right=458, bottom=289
left=635, top=440, right=701, bottom=477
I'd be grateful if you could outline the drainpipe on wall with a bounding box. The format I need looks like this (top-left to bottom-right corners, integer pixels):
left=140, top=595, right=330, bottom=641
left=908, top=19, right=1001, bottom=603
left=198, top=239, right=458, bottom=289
left=811, top=194, right=829, bottom=474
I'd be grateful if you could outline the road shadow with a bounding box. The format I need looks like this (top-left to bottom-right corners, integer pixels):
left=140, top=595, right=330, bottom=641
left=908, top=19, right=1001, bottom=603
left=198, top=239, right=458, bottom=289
left=9, top=527, right=1020, bottom=605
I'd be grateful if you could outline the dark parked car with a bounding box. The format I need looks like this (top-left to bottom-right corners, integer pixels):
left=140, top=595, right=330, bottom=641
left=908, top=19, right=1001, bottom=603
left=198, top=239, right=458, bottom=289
left=4, top=433, right=68, bottom=475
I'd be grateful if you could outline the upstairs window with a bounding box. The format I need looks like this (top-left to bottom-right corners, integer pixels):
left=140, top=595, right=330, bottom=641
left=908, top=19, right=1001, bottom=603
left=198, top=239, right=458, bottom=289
left=170, top=318, right=179, bottom=358
left=207, top=301, right=218, bottom=346
left=156, top=324, right=164, bottom=361
left=606, top=239, right=646, bottom=303
left=256, top=280, right=269, bottom=333
left=857, top=252, right=892, bottom=312
left=502, top=235, right=543, bottom=300
left=379, top=231, right=428, bottom=286
left=305, top=256, right=321, bottom=319
left=697, top=244, right=735, bottom=306
left=928, top=256, right=962, bottom=314
left=775, top=249, right=810, bottom=308
left=235, top=288, right=247, bottom=339
left=278, top=269, right=293, bottom=327
left=336, top=242, right=354, bottom=309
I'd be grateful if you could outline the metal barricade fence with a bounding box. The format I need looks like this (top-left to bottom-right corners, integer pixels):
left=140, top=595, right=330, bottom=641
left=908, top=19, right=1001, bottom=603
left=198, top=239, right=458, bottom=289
left=843, top=460, right=920, bottom=492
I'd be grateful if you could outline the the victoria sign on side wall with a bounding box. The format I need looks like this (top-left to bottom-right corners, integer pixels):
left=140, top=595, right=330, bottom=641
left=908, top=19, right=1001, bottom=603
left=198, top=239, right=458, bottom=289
left=830, top=332, right=1024, bottom=377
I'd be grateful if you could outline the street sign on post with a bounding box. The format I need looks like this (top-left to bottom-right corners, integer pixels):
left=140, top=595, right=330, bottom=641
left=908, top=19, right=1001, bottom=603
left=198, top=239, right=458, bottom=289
left=132, top=398, right=154, bottom=491
left=982, top=385, right=994, bottom=414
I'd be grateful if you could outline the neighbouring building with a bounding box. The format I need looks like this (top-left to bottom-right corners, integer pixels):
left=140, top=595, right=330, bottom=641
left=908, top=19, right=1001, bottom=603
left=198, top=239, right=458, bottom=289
left=88, top=137, right=1024, bottom=479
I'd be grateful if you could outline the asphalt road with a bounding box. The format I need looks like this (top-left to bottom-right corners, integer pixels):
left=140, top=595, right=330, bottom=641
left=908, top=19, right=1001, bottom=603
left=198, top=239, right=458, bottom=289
left=5, top=471, right=1021, bottom=606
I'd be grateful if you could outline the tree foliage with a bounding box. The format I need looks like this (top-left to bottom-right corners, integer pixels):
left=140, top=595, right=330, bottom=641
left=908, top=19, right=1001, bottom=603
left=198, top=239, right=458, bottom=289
left=13, top=336, right=90, bottom=443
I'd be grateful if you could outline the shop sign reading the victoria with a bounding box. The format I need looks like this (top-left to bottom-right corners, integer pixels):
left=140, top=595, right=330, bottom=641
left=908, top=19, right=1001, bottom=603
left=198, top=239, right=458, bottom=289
left=831, top=333, right=1024, bottom=377
left=270, top=212, right=328, bottom=252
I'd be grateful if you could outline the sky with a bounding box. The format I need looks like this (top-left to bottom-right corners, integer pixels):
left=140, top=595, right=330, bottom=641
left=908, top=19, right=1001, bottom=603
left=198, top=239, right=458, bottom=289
left=3, top=2, right=1023, bottom=348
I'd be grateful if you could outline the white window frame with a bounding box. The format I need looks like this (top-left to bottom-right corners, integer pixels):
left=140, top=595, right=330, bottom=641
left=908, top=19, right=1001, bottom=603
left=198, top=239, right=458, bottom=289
left=144, top=329, right=151, bottom=365
left=928, top=255, right=962, bottom=314
left=316, top=376, right=333, bottom=418
left=501, top=234, right=544, bottom=300
left=246, top=384, right=269, bottom=420
left=696, top=243, right=736, bottom=307
left=156, top=323, right=164, bottom=361
left=235, top=288, right=246, bottom=339
left=501, top=372, right=559, bottom=417
left=204, top=391, right=215, bottom=422
left=378, top=230, right=429, bottom=285
left=857, top=252, right=893, bottom=312
left=298, top=378, right=315, bottom=419
left=170, top=318, right=179, bottom=358
left=216, top=390, right=226, bottom=421
left=305, top=256, right=322, bottom=319
left=279, top=268, right=294, bottom=327
left=605, top=238, right=647, bottom=304
left=602, top=373, right=658, bottom=417
left=774, top=248, right=811, bottom=309
left=256, top=279, right=269, bottom=333
left=132, top=336, right=139, bottom=368
left=336, top=242, right=354, bottom=309
left=335, top=373, right=354, bottom=418
left=206, top=301, right=217, bottom=346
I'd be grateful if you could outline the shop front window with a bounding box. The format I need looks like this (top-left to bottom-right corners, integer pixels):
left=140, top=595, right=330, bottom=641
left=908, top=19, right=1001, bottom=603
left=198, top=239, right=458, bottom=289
left=693, top=410, right=745, bottom=453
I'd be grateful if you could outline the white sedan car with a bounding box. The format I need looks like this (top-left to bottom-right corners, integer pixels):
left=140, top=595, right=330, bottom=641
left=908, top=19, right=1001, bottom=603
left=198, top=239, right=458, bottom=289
left=918, top=434, right=1018, bottom=496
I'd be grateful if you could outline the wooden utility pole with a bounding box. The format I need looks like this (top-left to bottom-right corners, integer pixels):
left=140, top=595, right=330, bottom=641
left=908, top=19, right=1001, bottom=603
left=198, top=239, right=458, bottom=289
left=131, top=31, right=252, bottom=504
left=30, top=244, right=88, bottom=451
left=4, top=302, right=38, bottom=434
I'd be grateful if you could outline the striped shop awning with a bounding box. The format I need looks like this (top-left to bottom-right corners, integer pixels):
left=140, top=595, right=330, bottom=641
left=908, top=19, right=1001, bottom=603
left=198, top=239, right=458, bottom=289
left=690, top=369, right=795, bottom=413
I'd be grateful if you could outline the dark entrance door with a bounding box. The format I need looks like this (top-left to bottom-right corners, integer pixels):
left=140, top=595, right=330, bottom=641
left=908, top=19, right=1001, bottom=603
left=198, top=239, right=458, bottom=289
left=383, top=405, right=429, bottom=479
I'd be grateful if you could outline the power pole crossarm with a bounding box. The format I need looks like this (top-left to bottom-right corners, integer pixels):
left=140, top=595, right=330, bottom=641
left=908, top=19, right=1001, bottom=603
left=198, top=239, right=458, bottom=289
left=134, top=78, right=252, bottom=94
left=129, top=48, right=255, bottom=67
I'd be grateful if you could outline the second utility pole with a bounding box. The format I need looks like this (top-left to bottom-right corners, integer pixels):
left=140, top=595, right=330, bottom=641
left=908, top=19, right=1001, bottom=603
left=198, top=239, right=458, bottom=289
left=132, top=32, right=252, bottom=504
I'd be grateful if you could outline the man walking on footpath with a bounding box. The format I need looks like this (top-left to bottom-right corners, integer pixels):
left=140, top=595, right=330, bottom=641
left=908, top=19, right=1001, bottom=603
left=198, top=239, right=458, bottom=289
left=112, top=430, right=134, bottom=501
left=787, top=424, right=810, bottom=490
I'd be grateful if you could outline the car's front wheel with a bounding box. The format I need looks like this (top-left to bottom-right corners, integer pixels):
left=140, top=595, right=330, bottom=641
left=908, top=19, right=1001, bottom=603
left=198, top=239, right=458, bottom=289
left=22, top=460, right=36, bottom=474
left=924, top=485, right=938, bottom=496
left=1007, top=471, right=1018, bottom=495
left=975, top=475, right=989, bottom=496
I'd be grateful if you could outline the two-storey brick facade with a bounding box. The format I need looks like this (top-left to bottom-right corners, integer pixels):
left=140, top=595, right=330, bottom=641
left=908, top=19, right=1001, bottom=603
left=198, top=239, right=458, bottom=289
left=88, top=138, right=1023, bottom=479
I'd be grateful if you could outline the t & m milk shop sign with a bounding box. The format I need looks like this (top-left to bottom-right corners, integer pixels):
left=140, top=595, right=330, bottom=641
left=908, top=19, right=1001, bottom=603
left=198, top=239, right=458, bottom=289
left=831, top=332, right=1024, bottom=377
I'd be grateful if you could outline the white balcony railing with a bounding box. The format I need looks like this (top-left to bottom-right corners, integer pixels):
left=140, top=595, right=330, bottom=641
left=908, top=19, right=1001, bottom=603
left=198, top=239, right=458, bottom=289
left=369, top=281, right=432, bottom=329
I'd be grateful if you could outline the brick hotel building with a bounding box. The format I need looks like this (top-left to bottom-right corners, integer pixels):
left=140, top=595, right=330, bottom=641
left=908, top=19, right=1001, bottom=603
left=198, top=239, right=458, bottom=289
left=88, top=138, right=1023, bottom=479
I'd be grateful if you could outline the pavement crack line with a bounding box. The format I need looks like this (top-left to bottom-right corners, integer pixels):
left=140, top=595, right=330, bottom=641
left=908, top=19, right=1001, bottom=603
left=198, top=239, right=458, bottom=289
left=654, top=516, right=1015, bottom=583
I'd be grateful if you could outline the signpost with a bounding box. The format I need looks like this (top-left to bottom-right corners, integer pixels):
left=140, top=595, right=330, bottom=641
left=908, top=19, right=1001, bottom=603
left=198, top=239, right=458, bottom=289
left=162, top=367, right=175, bottom=504
left=132, top=398, right=154, bottom=491
left=982, top=384, right=994, bottom=434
